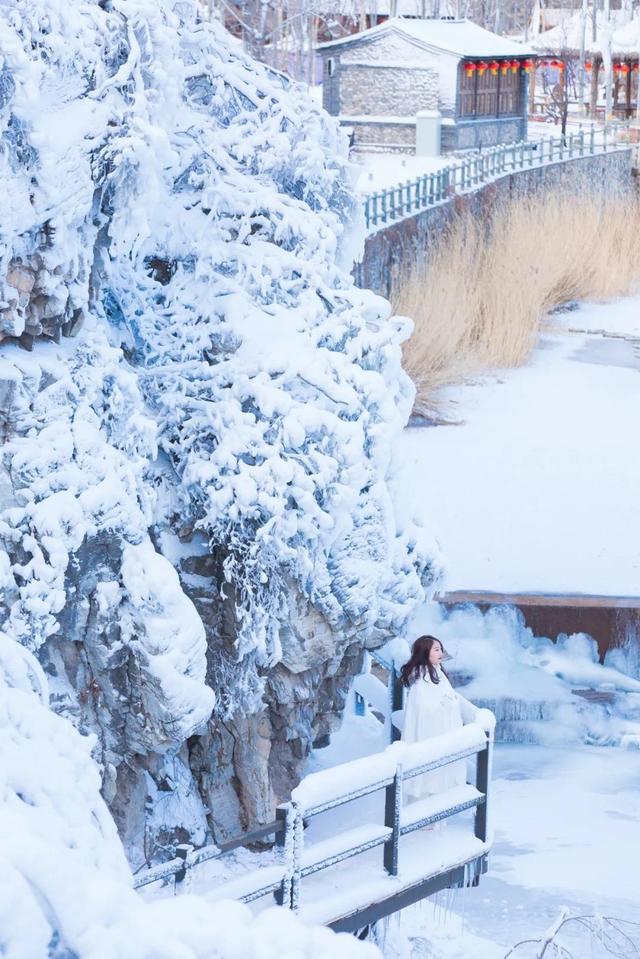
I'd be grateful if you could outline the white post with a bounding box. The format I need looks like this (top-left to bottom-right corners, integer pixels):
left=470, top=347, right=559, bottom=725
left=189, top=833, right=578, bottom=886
left=603, top=0, right=613, bottom=125
left=415, top=110, right=442, bottom=157
left=578, top=0, right=588, bottom=115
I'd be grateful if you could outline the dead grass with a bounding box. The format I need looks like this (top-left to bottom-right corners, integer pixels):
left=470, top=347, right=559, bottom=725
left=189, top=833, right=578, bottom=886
left=394, top=192, right=640, bottom=415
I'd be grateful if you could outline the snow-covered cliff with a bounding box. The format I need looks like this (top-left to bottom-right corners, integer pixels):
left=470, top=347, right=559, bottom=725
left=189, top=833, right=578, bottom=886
left=0, top=631, right=382, bottom=957
left=0, top=0, right=438, bottom=870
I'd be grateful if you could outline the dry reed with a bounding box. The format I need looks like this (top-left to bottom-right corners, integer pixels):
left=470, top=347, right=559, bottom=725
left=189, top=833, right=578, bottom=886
left=395, top=192, right=640, bottom=415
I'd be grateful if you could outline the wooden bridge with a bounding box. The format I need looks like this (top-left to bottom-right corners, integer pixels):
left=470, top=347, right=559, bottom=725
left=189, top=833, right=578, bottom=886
left=134, top=702, right=495, bottom=933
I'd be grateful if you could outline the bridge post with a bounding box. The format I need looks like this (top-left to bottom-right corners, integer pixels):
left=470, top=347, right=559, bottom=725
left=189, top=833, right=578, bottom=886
left=389, top=664, right=403, bottom=743
left=474, top=739, right=490, bottom=844
left=275, top=804, right=288, bottom=848
left=174, top=843, right=193, bottom=894
left=383, top=766, right=402, bottom=877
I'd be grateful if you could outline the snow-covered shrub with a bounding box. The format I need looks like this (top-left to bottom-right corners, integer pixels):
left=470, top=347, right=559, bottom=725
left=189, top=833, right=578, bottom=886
left=0, top=335, right=215, bottom=748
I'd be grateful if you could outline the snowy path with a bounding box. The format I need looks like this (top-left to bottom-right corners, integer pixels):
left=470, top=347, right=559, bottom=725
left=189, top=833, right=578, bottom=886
left=392, top=295, right=640, bottom=597
left=310, top=715, right=640, bottom=957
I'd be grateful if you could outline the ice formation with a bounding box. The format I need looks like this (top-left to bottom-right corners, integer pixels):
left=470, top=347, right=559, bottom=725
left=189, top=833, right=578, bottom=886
left=401, top=603, right=640, bottom=746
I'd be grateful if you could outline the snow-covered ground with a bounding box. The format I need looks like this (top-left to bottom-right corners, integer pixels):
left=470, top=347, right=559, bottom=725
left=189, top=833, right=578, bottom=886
left=309, top=712, right=640, bottom=958
left=392, top=294, right=640, bottom=597
left=355, top=154, right=450, bottom=193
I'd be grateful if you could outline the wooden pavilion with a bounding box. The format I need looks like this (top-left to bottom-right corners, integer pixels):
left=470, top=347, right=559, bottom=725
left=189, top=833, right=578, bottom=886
left=531, top=13, right=640, bottom=119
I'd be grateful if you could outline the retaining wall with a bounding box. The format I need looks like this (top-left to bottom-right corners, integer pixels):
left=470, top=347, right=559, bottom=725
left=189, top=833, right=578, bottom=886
left=354, top=149, right=634, bottom=299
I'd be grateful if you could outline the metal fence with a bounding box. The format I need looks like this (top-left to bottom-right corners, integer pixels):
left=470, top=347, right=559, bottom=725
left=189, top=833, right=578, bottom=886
left=362, top=125, right=630, bottom=231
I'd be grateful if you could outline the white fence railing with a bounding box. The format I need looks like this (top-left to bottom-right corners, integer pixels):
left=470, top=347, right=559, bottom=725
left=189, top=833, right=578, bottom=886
left=362, top=126, right=631, bottom=231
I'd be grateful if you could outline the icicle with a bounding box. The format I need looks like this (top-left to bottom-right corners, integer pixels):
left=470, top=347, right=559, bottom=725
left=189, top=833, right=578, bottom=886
left=291, top=801, right=304, bottom=912
left=281, top=802, right=295, bottom=908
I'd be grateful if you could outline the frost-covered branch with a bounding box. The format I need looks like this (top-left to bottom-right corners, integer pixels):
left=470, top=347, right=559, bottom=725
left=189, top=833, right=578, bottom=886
left=504, top=913, right=640, bottom=959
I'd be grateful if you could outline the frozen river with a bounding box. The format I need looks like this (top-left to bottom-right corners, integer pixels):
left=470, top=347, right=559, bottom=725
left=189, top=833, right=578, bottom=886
left=441, top=742, right=640, bottom=957
left=391, top=295, right=640, bottom=598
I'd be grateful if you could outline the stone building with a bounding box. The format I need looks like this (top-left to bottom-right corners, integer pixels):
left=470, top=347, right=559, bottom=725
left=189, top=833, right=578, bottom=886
left=318, top=18, right=532, bottom=152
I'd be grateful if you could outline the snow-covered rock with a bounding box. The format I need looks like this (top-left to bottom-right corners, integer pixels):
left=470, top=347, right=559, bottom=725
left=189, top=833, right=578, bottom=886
left=0, top=0, right=438, bottom=867
left=0, top=630, right=381, bottom=958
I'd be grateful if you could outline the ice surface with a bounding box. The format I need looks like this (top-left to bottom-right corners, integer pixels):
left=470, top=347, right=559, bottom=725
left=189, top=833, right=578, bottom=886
left=392, top=311, right=640, bottom=597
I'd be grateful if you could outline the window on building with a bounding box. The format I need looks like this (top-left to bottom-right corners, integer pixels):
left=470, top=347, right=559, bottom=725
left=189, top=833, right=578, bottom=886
left=326, top=57, right=335, bottom=77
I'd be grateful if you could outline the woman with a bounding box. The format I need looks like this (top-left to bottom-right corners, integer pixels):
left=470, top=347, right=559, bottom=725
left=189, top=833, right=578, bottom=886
left=400, top=635, right=467, bottom=802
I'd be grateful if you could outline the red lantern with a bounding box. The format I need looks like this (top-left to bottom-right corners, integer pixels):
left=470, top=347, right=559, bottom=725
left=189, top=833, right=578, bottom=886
left=464, top=61, right=477, bottom=76
left=550, top=59, right=564, bottom=70
left=477, top=60, right=488, bottom=75
left=621, top=62, right=631, bottom=74
left=522, top=59, right=533, bottom=73
left=584, top=60, right=593, bottom=71
left=500, top=60, right=509, bottom=75
left=510, top=59, right=519, bottom=72
left=613, top=61, right=623, bottom=73
left=489, top=60, right=500, bottom=75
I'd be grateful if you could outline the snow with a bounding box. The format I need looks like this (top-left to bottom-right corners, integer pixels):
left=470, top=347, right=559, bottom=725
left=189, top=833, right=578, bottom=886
left=531, top=10, right=630, bottom=54
left=400, top=784, right=483, bottom=829
left=301, top=823, right=392, bottom=871
left=0, top=626, right=384, bottom=957
left=0, top=0, right=440, bottom=951
left=355, top=154, right=450, bottom=194
left=1, top=0, right=439, bottom=719
left=298, top=827, right=487, bottom=928
left=319, top=18, right=533, bottom=59
left=609, top=14, right=640, bottom=54
left=292, top=723, right=488, bottom=814
left=392, top=297, right=640, bottom=597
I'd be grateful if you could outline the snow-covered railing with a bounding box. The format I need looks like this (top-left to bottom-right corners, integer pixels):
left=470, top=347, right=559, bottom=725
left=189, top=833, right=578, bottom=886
left=361, top=125, right=631, bottom=230
left=275, top=718, right=494, bottom=911
left=132, top=820, right=285, bottom=894
left=133, top=715, right=495, bottom=923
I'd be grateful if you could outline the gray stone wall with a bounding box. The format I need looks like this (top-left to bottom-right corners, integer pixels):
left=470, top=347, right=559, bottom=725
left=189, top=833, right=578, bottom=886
left=339, top=64, right=439, bottom=117
left=443, top=116, right=527, bottom=151
left=354, top=150, right=634, bottom=298
left=320, top=31, right=442, bottom=121
left=348, top=120, right=416, bottom=153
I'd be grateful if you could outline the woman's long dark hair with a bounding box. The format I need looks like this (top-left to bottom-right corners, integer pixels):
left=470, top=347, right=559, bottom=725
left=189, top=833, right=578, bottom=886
left=400, top=635, right=447, bottom=688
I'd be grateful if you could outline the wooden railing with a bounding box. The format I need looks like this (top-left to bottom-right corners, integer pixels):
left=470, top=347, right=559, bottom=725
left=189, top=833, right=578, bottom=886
left=362, top=125, right=630, bottom=230
left=278, top=720, right=493, bottom=914
left=133, top=717, right=495, bottom=926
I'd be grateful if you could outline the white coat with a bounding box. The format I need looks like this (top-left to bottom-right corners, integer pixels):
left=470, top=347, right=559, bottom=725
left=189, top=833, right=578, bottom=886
left=401, top=668, right=468, bottom=802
